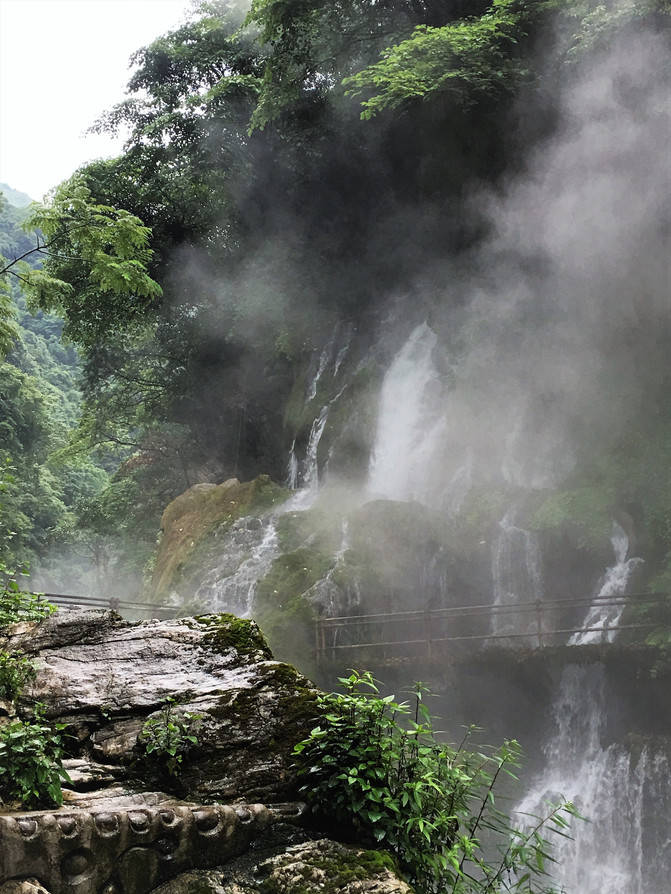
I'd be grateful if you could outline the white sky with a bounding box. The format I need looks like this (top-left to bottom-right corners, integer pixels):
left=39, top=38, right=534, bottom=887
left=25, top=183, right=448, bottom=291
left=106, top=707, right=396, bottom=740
left=0, top=0, right=193, bottom=201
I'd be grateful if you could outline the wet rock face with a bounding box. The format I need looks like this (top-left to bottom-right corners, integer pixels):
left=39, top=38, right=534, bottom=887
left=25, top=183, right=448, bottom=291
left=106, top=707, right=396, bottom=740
left=1, top=610, right=319, bottom=804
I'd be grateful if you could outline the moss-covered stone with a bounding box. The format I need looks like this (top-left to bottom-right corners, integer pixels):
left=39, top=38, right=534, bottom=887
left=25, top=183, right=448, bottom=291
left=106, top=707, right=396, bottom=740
left=197, top=613, right=273, bottom=660
left=253, top=549, right=329, bottom=678
left=256, top=840, right=411, bottom=894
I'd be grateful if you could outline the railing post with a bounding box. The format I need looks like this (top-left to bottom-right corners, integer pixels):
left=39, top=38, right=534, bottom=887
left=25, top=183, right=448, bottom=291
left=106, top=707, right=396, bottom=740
left=315, top=619, right=322, bottom=666
left=535, top=599, right=544, bottom=650
left=425, top=607, right=432, bottom=664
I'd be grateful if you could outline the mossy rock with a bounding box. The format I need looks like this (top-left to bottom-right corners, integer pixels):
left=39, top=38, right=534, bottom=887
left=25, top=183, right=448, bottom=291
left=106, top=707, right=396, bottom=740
left=197, top=613, right=273, bottom=660
left=148, top=476, right=288, bottom=604
left=255, top=839, right=412, bottom=894
left=253, top=548, right=332, bottom=677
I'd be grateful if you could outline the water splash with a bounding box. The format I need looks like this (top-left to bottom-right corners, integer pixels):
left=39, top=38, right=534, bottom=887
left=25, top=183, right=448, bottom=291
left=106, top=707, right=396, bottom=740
left=569, top=521, right=642, bottom=645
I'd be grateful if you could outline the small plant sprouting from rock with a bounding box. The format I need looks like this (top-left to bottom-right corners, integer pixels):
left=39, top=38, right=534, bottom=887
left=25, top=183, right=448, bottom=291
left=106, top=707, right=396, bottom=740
left=293, top=670, right=580, bottom=894
left=0, top=650, right=37, bottom=701
left=0, top=647, right=71, bottom=808
left=0, top=569, right=56, bottom=628
left=138, top=697, right=202, bottom=776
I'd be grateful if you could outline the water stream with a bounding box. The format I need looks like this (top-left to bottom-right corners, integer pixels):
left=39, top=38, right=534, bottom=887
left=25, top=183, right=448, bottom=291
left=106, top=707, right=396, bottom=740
left=490, top=507, right=544, bottom=640
left=570, top=521, right=642, bottom=645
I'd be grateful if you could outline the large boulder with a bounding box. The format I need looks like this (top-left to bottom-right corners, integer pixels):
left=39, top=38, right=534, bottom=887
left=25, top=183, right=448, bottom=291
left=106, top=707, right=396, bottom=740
left=1, top=610, right=318, bottom=804
left=0, top=610, right=414, bottom=894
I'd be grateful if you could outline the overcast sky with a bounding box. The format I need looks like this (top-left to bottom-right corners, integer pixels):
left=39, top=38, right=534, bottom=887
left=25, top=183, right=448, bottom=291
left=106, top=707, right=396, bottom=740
left=0, top=0, right=192, bottom=201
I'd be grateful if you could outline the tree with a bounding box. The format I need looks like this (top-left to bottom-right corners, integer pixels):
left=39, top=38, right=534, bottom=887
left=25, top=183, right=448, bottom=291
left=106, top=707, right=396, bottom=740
left=5, top=176, right=162, bottom=345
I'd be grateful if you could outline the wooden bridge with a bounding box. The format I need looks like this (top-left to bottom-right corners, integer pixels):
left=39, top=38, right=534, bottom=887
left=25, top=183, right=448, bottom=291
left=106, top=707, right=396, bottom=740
left=313, top=592, right=667, bottom=665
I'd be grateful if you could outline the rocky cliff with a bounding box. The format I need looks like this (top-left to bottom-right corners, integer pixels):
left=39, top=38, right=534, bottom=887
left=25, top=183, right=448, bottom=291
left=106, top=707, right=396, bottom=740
left=0, top=610, right=413, bottom=894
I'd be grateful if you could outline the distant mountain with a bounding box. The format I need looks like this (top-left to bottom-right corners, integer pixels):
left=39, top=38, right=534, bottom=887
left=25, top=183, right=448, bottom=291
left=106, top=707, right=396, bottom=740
left=0, top=182, right=34, bottom=207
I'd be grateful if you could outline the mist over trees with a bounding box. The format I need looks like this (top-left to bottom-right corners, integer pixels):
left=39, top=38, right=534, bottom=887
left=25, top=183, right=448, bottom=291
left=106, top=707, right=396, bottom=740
left=1, top=0, right=670, bottom=597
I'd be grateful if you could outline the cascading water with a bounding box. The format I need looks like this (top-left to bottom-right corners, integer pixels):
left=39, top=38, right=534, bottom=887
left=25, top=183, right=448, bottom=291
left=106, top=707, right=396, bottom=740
left=569, top=521, right=642, bottom=645
left=368, top=322, right=447, bottom=504
left=288, top=404, right=329, bottom=511
left=192, top=515, right=280, bottom=617
left=515, top=664, right=671, bottom=894
left=192, top=322, right=355, bottom=621
left=195, top=401, right=332, bottom=615
left=490, top=507, right=544, bottom=640
left=287, top=439, right=298, bottom=490
left=304, top=519, right=360, bottom=619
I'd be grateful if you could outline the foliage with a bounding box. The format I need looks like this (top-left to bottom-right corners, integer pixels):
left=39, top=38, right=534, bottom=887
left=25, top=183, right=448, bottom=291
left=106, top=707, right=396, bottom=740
left=0, top=651, right=36, bottom=701
left=138, top=697, right=202, bottom=776
left=294, top=671, right=578, bottom=894
left=342, top=0, right=531, bottom=118
left=0, top=568, right=56, bottom=628
left=13, top=176, right=162, bottom=346
left=0, top=712, right=71, bottom=807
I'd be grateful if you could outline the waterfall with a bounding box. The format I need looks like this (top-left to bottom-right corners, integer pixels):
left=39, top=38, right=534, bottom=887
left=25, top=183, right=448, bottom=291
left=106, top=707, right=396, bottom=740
left=442, top=452, right=473, bottom=517
left=569, top=521, right=642, bottom=645
left=490, top=507, right=543, bottom=639
left=368, top=322, right=447, bottom=503
left=306, top=321, right=353, bottom=401
left=304, top=519, right=360, bottom=618
left=516, top=664, right=671, bottom=894
left=199, top=401, right=334, bottom=613
left=307, top=342, right=333, bottom=402
left=333, top=322, right=353, bottom=377
left=289, top=404, right=329, bottom=510
left=193, top=516, right=280, bottom=617
left=287, top=439, right=298, bottom=490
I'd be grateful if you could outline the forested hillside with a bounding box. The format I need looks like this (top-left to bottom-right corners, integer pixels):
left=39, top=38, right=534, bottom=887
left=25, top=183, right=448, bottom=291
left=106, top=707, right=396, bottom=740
left=1, top=0, right=670, bottom=610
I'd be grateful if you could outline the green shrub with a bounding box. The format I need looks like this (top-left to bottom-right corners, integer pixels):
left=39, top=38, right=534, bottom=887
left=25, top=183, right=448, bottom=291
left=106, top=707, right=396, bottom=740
left=0, top=650, right=36, bottom=701
left=294, top=671, right=578, bottom=894
left=138, top=697, right=202, bottom=777
left=0, top=713, right=71, bottom=807
left=0, top=568, right=56, bottom=628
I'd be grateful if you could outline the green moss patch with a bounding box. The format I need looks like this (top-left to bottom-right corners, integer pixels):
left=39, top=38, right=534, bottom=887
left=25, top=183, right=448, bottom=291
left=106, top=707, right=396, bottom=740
left=258, top=843, right=401, bottom=894
left=197, top=613, right=273, bottom=659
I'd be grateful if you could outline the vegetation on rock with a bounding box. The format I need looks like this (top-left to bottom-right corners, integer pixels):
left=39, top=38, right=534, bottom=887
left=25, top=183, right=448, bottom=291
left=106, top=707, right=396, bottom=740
left=294, top=670, right=579, bottom=894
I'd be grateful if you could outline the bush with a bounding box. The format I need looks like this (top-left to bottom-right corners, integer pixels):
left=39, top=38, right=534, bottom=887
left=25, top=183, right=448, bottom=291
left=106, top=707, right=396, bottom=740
left=294, top=671, right=577, bottom=894
left=0, top=713, right=71, bottom=807
left=0, top=567, right=56, bottom=628
left=0, top=650, right=36, bottom=701
left=138, top=697, right=202, bottom=777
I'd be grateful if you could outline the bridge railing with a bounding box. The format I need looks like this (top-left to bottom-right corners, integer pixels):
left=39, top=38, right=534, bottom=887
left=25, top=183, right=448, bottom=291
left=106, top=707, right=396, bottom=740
left=313, top=593, right=668, bottom=665
left=23, top=591, right=180, bottom=619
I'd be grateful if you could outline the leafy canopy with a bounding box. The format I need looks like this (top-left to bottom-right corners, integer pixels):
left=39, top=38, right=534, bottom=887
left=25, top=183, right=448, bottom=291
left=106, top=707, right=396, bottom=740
left=12, top=176, right=162, bottom=347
